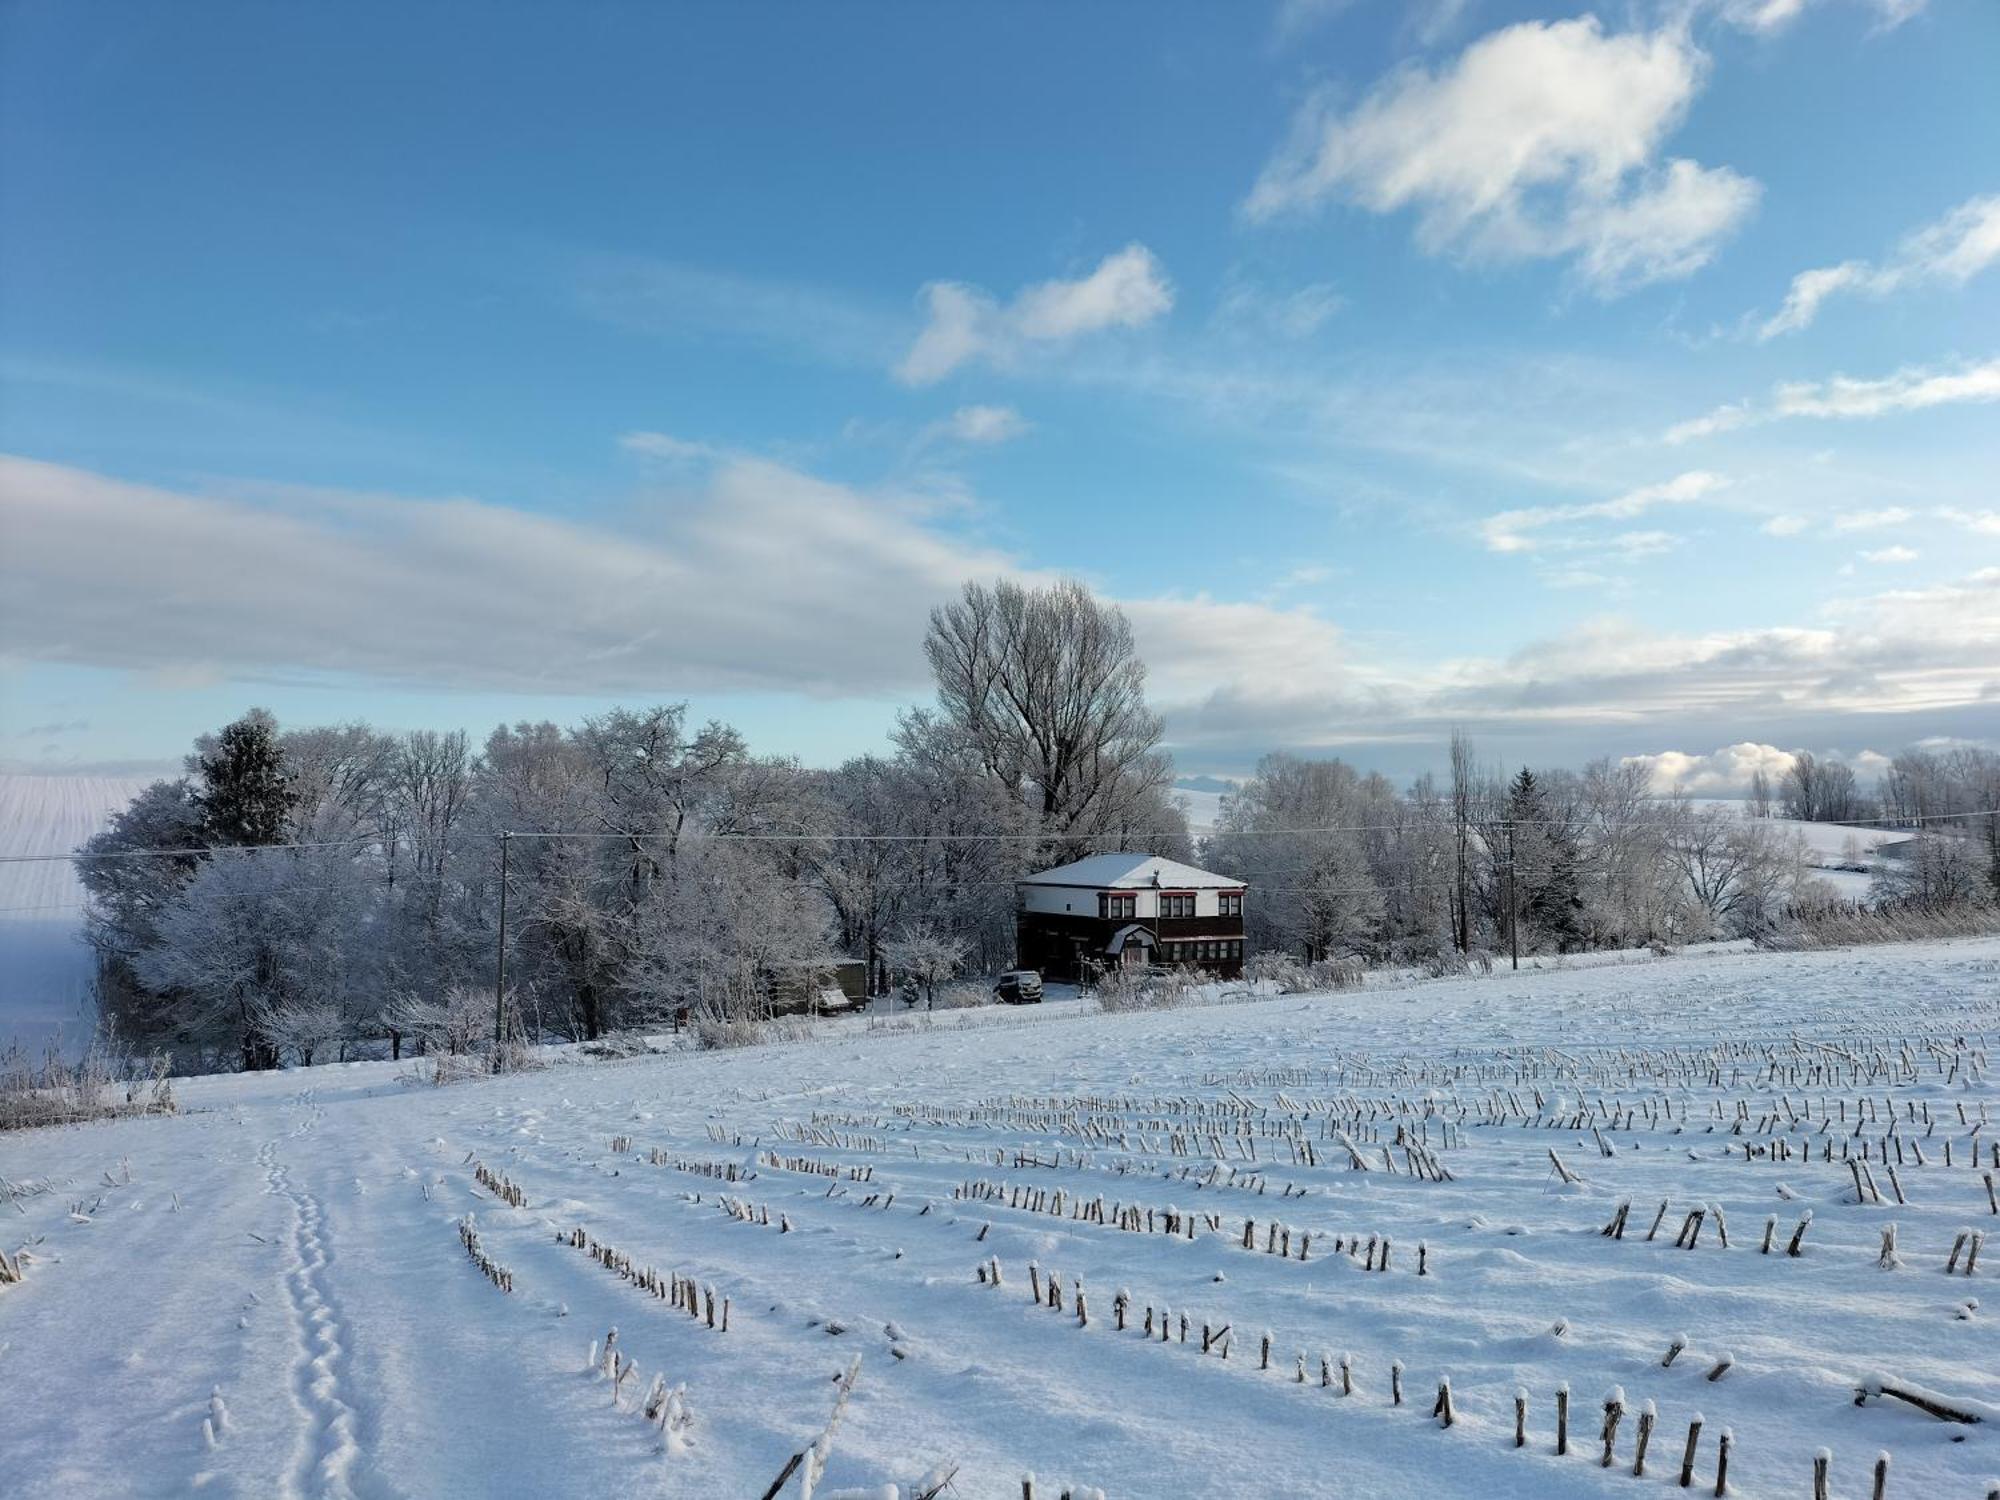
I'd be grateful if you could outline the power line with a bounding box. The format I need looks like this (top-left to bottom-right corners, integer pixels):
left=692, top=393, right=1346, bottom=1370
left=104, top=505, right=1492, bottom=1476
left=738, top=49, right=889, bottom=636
left=0, top=837, right=370, bottom=867
left=2, top=808, right=1992, bottom=865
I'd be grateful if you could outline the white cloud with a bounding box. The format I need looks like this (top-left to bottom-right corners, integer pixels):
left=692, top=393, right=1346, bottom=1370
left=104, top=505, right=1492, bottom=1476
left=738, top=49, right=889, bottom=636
left=1244, top=18, right=1759, bottom=294
left=0, top=452, right=1012, bottom=698
left=1762, top=515, right=1809, bottom=536
left=896, top=245, right=1173, bottom=384
left=1720, top=0, right=1928, bottom=33
left=1860, top=545, right=1920, bottom=564
left=1938, top=507, right=2000, bottom=536
left=938, top=404, right=1030, bottom=445
left=1760, top=194, right=2000, bottom=338
left=0, top=452, right=1365, bottom=722
left=1480, top=470, right=1726, bottom=552
left=1625, top=741, right=1796, bottom=795
left=1163, top=562, right=2000, bottom=760
left=1668, top=356, right=2000, bottom=442
left=619, top=430, right=718, bottom=464
left=1213, top=278, right=1345, bottom=340
left=1830, top=507, right=1913, bottom=532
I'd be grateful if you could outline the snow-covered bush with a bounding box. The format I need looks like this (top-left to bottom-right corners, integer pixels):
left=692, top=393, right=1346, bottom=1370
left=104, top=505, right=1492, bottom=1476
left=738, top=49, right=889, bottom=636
left=693, top=1016, right=815, bottom=1050
left=931, top=983, right=988, bottom=1010
left=1095, top=965, right=1209, bottom=1012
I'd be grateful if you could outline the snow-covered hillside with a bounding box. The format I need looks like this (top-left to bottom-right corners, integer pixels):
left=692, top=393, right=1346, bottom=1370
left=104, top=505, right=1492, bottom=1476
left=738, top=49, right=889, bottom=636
left=0, top=773, right=155, bottom=1047
left=3, top=939, right=1997, bottom=1498
left=1768, top=815, right=1917, bottom=902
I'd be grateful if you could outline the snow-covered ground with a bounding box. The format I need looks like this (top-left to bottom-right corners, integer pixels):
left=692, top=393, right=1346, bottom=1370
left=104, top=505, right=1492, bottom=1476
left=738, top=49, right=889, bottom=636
left=4, top=938, right=1997, bottom=1498
left=0, top=773, right=155, bottom=1049
left=1768, top=815, right=1917, bottom=903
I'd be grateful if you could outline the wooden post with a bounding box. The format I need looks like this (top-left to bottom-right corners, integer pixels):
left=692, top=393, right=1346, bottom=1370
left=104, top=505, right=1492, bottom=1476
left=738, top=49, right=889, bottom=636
left=1871, top=1451, right=1889, bottom=1500
left=1391, top=1360, right=1403, bottom=1406
left=1714, top=1428, right=1732, bottom=1497
left=1633, top=1401, right=1656, bottom=1477
left=1556, top=1383, right=1570, bottom=1455
left=1678, top=1413, right=1703, bottom=1487
left=1514, top=1389, right=1527, bottom=1448
left=1601, top=1388, right=1625, bottom=1467
left=492, top=832, right=511, bottom=1048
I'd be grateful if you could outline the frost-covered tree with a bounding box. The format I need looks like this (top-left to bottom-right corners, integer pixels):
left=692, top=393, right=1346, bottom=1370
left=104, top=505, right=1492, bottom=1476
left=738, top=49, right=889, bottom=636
left=135, top=847, right=375, bottom=1069
left=1874, top=831, right=1991, bottom=908
left=621, top=840, right=836, bottom=1021
left=1207, top=753, right=1385, bottom=960
left=882, top=922, right=969, bottom=1009
left=1662, top=798, right=1805, bottom=938
left=78, top=778, right=210, bottom=1048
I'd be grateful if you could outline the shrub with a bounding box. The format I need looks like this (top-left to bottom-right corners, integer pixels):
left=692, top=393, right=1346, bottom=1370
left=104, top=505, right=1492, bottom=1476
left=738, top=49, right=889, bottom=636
left=1246, top=953, right=1367, bottom=994
left=0, top=1038, right=175, bottom=1132
left=692, top=1015, right=815, bottom=1050
left=932, top=984, right=989, bottom=1011
left=1423, top=948, right=1470, bottom=979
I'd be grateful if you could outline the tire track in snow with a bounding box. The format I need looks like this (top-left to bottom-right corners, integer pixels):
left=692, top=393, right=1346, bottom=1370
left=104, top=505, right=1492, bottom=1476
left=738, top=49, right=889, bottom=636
left=261, top=1108, right=402, bottom=1500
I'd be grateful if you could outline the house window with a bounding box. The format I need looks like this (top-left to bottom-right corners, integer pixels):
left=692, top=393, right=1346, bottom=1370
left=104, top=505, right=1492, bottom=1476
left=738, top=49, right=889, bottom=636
left=1099, top=892, right=1135, bottom=921
left=1161, top=892, right=1194, bottom=919
left=1219, top=891, right=1243, bottom=917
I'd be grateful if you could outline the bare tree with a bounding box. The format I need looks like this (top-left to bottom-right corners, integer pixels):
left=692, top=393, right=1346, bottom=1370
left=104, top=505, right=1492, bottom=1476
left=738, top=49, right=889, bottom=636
left=923, top=578, right=1169, bottom=860
left=1449, top=729, right=1476, bottom=952
left=1747, top=768, right=1773, bottom=819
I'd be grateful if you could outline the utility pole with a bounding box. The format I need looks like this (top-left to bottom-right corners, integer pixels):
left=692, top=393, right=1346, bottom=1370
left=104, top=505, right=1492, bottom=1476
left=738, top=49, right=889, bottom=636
left=1505, top=817, right=1519, bottom=971
left=493, top=831, right=511, bottom=1048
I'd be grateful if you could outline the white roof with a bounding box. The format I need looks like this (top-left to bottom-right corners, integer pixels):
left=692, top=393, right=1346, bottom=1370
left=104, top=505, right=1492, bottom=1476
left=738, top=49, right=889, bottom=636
left=1020, top=852, right=1243, bottom=890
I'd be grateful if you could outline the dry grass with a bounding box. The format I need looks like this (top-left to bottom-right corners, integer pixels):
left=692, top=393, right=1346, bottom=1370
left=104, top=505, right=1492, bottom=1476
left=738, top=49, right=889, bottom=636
left=0, top=1037, right=176, bottom=1132
left=1759, top=899, right=2000, bottom=952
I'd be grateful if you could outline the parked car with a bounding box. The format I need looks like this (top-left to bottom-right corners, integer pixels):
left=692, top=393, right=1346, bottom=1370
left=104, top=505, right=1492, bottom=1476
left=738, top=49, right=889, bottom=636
left=993, top=969, right=1043, bottom=1004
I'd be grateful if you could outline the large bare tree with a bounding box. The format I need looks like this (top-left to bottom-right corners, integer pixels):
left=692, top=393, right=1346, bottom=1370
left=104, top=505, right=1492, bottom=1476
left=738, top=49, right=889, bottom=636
left=923, top=578, right=1170, bottom=859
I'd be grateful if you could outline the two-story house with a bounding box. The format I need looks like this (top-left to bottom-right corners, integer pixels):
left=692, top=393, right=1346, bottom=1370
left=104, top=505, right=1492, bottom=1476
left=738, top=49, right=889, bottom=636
left=1015, top=852, right=1248, bottom=982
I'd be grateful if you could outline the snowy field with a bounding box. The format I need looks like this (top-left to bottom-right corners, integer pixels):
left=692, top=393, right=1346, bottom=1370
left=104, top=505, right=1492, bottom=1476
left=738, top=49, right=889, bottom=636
left=3, top=940, right=1998, bottom=1499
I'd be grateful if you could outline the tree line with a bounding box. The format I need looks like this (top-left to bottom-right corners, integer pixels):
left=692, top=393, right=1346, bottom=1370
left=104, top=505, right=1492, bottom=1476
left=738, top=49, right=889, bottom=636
left=75, top=578, right=1998, bottom=1069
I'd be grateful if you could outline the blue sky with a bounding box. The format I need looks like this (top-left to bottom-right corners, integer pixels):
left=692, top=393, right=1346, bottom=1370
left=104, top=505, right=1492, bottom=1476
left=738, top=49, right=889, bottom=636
left=2, top=0, right=1996, bottom=788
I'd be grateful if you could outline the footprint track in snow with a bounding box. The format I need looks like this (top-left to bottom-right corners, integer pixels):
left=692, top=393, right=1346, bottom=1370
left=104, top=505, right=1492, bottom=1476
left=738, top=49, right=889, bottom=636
left=262, top=1127, right=400, bottom=1500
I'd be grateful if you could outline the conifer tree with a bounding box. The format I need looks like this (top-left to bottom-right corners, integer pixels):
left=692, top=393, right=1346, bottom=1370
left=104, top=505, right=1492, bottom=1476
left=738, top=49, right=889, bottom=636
left=192, top=709, right=296, bottom=846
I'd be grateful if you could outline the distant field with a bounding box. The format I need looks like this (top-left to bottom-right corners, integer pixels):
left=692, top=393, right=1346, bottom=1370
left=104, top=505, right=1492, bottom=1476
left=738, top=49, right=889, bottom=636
left=0, top=773, right=154, bottom=1048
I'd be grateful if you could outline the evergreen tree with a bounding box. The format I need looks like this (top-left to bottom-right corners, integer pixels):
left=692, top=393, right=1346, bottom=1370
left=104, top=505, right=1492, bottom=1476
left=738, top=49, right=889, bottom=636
left=1506, top=767, right=1586, bottom=952
left=192, top=709, right=297, bottom=846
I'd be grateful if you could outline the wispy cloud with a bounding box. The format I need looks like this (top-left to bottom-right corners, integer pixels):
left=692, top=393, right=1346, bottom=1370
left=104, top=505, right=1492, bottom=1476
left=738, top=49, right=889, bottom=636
left=932, top=404, right=1030, bottom=446
left=1830, top=507, right=1914, bottom=532
left=1717, top=0, right=1929, bottom=34
left=1759, top=193, right=2000, bottom=338
left=1667, top=356, right=2000, bottom=442
left=569, top=253, right=895, bottom=367
left=897, top=245, right=1174, bottom=385
left=1244, top=17, right=1759, bottom=294
left=619, top=430, right=721, bottom=465
left=1479, top=470, right=1726, bottom=552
